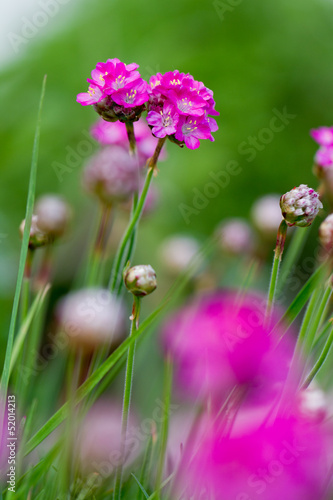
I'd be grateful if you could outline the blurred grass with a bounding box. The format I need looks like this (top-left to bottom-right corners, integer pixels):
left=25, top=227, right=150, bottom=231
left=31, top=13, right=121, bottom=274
left=1, top=0, right=333, bottom=368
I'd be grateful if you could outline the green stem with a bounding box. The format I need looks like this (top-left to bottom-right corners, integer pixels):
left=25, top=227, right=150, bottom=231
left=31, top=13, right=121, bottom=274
left=276, top=227, right=308, bottom=296
left=266, top=220, right=288, bottom=316
left=303, top=325, right=333, bottom=388
left=155, top=354, right=173, bottom=500
left=126, top=122, right=137, bottom=157
left=109, top=137, right=166, bottom=293
left=113, top=296, right=141, bottom=500
left=303, top=284, right=332, bottom=355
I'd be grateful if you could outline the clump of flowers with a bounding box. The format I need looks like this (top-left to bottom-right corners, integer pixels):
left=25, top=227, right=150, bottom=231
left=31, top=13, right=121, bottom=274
left=179, top=402, right=331, bottom=500
left=91, top=117, right=166, bottom=166
left=77, top=58, right=149, bottom=123
left=280, top=184, right=322, bottom=227
left=146, top=70, right=218, bottom=149
left=161, top=291, right=294, bottom=401
left=311, top=126, right=333, bottom=172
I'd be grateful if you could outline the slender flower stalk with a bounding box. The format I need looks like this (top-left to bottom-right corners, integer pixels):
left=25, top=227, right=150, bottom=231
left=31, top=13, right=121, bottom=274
left=109, top=138, right=166, bottom=293
left=113, top=295, right=141, bottom=500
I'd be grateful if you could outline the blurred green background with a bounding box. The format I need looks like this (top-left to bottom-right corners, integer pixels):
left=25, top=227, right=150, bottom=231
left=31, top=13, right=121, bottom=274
left=1, top=0, right=333, bottom=399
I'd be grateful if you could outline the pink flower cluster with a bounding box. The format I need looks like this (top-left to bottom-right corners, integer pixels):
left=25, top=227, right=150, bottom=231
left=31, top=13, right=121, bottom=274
left=161, top=291, right=333, bottom=499
left=162, top=291, right=293, bottom=402
left=147, top=70, right=218, bottom=149
left=91, top=118, right=165, bottom=167
left=179, top=402, right=331, bottom=500
left=77, top=58, right=149, bottom=123
left=311, top=126, right=333, bottom=168
left=77, top=60, right=219, bottom=149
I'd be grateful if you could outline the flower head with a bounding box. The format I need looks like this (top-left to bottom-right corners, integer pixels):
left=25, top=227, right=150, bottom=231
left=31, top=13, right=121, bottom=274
left=147, top=69, right=218, bottom=149
left=35, top=195, right=71, bottom=238
left=179, top=402, right=332, bottom=500
left=215, top=218, right=255, bottom=256
left=77, top=59, right=149, bottom=123
left=251, top=194, right=283, bottom=238
left=280, top=184, right=322, bottom=227
left=91, top=118, right=166, bottom=166
left=56, top=288, right=126, bottom=350
left=19, top=215, right=50, bottom=250
left=161, top=290, right=294, bottom=401
left=124, top=264, right=157, bottom=297
left=311, top=127, right=333, bottom=147
left=315, top=146, right=333, bottom=169
left=82, top=146, right=139, bottom=205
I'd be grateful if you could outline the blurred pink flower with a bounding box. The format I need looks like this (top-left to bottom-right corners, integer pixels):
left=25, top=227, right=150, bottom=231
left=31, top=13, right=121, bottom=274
left=161, top=291, right=294, bottom=401
left=91, top=118, right=166, bottom=166
left=311, top=127, right=333, bottom=147
left=76, top=400, right=140, bottom=476
left=179, top=402, right=332, bottom=500
left=82, top=146, right=139, bottom=205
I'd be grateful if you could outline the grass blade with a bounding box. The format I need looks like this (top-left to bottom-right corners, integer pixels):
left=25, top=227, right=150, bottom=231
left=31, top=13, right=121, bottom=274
left=0, top=75, right=47, bottom=399
left=131, top=474, right=150, bottom=499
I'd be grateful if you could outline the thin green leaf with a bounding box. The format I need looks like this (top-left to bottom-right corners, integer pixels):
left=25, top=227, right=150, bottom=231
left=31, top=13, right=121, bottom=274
left=131, top=474, right=150, bottom=499
left=0, top=75, right=47, bottom=399
left=275, top=262, right=327, bottom=334
left=9, top=285, right=50, bottom=378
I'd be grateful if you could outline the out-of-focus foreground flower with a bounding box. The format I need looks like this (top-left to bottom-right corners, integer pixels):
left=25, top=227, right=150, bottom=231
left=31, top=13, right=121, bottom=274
left=161, top=291, right=294, bottom=402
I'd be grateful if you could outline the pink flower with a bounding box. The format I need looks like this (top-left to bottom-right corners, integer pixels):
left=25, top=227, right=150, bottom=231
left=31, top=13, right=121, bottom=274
left=315, top=146, right=333, bottom=168
left=147, top=69, right=218, bottom=149
left=77, top=59, right=148, bottom=122
left=179, top=403, right=332, bottom=500
left=175, top=115, right=214, bottom=149
left=311, top=127, right=333, bottom=147
left=90, top=118, right=166, bottom=165
left=82, top=146, right=139, bottom=205
left=147, top=102, right=179, bottom=138
left=161, top=291, right=294, bottom=401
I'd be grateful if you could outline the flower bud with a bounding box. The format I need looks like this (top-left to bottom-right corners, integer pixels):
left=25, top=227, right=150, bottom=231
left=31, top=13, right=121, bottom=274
left=56, top=288, right=126, bottom=350
left=280, top=184, right=322, bottom=227
left=124, top=265, right=157, bottom=297
left=35, top=195, right=71, bottom=238
left=319, top=214, right=333, bottom=252
left=215, top=218, right=255, bottom=256
left=83, top=146, right=138, bottom=205
left=251, top=194, right=282, bottom=238
left=19, top=215, right=49, bottom=249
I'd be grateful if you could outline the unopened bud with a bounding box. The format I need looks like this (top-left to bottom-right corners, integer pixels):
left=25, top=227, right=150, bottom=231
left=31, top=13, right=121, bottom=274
left=19, top=215, right=49, bottom=249
left=35, top=195, right=71, bottom=238
left=124, top=265, right=157, bottom=297
left=280, top=184, right=322, bottom=227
